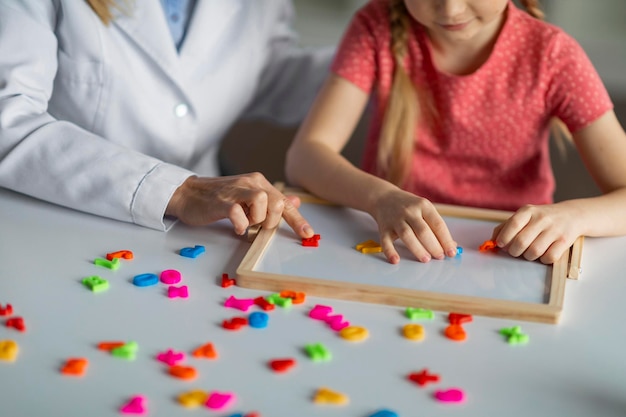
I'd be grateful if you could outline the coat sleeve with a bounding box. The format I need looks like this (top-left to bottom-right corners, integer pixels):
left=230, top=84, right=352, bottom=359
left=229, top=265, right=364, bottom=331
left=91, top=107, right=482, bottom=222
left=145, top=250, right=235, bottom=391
left=0, top=2, right=193, bottom=230
left=241, top=0, right=335, bottom=125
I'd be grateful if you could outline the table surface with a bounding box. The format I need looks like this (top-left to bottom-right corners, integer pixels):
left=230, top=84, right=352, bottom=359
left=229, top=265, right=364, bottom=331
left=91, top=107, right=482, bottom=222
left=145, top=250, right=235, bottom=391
left=1, top=187, right=625, bottom=417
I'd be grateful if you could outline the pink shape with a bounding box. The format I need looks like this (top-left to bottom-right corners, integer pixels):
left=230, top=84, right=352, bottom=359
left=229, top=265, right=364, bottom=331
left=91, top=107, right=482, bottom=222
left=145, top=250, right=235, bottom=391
left=325, top=314, right=350, bottom=331
left=160, top=269, right=182, bottom=285
left=156, top=349, right=185, bottom=366
left=309, top=304, right=333, bottom=320
left=168, top=285, right=189, bottom=299
left=120, top=395, right=147, bottom=415
left=224, top=295, right=255, bottom=312
left=205, top=391, right=235, bottom=410
left=434, top=388, right=465, bottom=403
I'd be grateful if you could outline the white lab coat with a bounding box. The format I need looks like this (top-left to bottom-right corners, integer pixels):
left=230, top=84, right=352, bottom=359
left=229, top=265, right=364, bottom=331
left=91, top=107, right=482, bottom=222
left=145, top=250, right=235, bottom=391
left=0, top=0, right=332, bottom=230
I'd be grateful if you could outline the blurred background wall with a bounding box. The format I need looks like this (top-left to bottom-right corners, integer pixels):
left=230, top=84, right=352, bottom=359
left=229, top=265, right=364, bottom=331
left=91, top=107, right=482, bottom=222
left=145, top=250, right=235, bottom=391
left=221, top=0, right=626, bottom=202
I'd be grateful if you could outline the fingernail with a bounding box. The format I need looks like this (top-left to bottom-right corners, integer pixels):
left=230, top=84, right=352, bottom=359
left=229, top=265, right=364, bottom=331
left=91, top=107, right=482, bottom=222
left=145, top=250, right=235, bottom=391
left=420, top=255, right=431, bottom=263
left=302, top=224, right=314, bottom=237
left=446, top=249, right=457, bottom=257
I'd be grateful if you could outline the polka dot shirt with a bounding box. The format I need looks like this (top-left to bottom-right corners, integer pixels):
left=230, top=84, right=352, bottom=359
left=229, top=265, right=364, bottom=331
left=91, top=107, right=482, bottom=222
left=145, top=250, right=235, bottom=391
left=331, top=0, right=613, bottom=210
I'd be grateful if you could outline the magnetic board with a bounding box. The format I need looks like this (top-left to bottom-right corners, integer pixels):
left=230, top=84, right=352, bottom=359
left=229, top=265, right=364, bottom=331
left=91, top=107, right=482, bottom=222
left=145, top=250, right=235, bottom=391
left=237, top=192, right=580, bottom=324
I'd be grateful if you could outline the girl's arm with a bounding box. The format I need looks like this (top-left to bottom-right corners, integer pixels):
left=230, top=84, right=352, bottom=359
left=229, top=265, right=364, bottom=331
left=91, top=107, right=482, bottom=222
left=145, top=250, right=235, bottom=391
left=493, top=110, right=626, bottom=264
left=286, top=75, right=458, bottom=263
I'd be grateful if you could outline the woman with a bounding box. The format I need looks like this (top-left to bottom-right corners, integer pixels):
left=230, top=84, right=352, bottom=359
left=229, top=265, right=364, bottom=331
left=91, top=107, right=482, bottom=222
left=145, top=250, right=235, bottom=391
left=0, top=0, right=330, bottom=238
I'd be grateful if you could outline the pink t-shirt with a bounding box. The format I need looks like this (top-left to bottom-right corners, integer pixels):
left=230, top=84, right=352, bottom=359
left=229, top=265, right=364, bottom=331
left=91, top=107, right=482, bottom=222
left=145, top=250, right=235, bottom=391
left=331, top=0, right=613, bottom=211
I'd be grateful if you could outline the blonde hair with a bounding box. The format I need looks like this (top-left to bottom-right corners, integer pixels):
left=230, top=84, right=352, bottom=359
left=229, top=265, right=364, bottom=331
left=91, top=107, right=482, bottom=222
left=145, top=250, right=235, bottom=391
left=380, top=0, right=569, bottom=187
left=86, top=0, right=128, bottom=25
left=377, top=0, right=419, bottom=186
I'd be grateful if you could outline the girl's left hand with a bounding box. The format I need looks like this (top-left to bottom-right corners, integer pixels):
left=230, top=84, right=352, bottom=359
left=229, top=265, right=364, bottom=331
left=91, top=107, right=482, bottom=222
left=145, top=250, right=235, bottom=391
left=492, top=202, right=582, bottom=264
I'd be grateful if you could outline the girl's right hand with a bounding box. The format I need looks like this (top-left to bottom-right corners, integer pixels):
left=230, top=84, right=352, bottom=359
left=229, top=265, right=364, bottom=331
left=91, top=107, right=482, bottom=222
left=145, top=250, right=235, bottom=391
left=370, top=189, right=458, bottom=264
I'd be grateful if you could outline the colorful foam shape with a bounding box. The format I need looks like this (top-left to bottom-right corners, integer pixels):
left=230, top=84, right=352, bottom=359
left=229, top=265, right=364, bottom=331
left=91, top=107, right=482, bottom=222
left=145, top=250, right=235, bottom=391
left=248, top=312, right=269, bottom=329
left=97, top=341, right=125, bottom=351
left=355, top=239, right=382, bottom=254
left=205, top=392, right=236, bottom=410
left=279, top=290, right=306, bottom=304
left=444, top=324, right=466, bottom=341
left=0, top=340, right=18, bottom=362
left=168, top=285, right=189, bottom=299
left=309, top=305, right=332, bottom=320
left=192, top=342, right=218, bottom=359
left=82, top=275, right=109, bottom=292
left=224, top=295, right=255, bottom=312
left=302, top=233, right=321, bottom=247
left=156, top=349, right=185, bottom=366
left=106, top=250, right=134, bottom=261
left=369, top=410, right=399, bottom=417
left=313, top=387, right=349, bottom=405
left=449, top=313, right=473, bottom=325
left=5, top=317, right=26, bottom=332
left=339, top=325, right=369, bottom=342
left=508, top=333, right=530, bottom=345
left=221, top=273, right=236, bottom=288
left=269, top=358, right=296, bottom=373
left=253, top=296, right=275, bottom=311
left=402, top=324, right=425, bottom=341
left=305, top=343, right=332, bottom=362
left=94, top=257, right=120, bottom=270
left=120, top=395, right=147, bottom=415
left=222, top=317, right=248, bottom=330
left=169, top=365, right=198, bottom=380
left=326, top=314, right=350, bottom=331
left=301, top=237, right=319, bottom=247
left=111, top=341, right=138, bottom=360
left=178, top=390, right=209, bottom=408
left=434, top=388, right=465, bottom=403
left=499, top=325, right=530, bottom=345
left=132, top=273, right=158, bottom=287
left=478, top=239, right=498, bottom=252
left=61, top=358, right=89, bottom=376
left=160, top=269, right=182, bottom=285
left=0, top=303, right=13, bottom=316
left=408, top=368, right=440, bottom=387
left=405, top=307, right=434, bottom=320
left=266, top=293, right=292, bottom=308
left=179, top=245, right=206, bottom=258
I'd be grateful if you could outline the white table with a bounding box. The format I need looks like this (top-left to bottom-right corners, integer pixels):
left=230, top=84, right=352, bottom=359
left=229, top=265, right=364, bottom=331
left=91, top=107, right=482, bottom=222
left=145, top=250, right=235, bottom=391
left=1, top=187, right=625, bottom=417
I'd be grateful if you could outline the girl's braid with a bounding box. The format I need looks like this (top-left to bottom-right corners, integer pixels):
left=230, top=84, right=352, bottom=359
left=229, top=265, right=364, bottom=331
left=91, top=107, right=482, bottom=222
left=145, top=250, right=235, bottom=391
left=519, top=0, right=545, bottom=20
left=377, top=0, right=418, bottom=186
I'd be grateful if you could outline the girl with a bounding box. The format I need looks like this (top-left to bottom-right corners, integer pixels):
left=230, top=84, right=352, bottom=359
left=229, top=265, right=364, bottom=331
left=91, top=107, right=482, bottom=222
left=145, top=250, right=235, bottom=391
left=286, top=0, right=626, bottom=264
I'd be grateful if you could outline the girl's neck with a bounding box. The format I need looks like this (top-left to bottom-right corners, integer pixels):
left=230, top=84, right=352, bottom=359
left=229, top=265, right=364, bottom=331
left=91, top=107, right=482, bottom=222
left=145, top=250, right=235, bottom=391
left=427, top=8, right=508, bottom=76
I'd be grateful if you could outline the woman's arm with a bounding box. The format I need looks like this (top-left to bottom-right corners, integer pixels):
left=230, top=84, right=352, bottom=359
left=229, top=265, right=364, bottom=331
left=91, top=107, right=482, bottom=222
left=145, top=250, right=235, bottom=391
left=493, top=110, right=626, bottom=263
left=0, top=3, right=311, bottom=237
left=286, top=75, right=458, bottom=263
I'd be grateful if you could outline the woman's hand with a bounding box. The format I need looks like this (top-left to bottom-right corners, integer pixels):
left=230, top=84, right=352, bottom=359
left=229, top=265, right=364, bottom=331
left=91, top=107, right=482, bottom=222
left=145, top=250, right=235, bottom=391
left=166, top=173, right=314, bottom=238
left=492, top=202, right=582, bottom=264
left=370, top=189, right=458, bottom=264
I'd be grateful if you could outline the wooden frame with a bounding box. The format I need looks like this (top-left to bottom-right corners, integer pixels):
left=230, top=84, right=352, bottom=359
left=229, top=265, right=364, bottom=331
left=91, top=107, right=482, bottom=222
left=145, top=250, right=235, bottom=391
left=237, top=191, right=582, bottom=324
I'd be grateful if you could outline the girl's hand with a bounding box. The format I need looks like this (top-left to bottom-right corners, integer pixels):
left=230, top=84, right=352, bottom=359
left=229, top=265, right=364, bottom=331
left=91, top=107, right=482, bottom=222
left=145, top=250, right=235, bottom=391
left=370, top=189, right=458, bottom=264
left=492, top=203, right=582, bottom=264
left=166, top=174, right=314, bottom=238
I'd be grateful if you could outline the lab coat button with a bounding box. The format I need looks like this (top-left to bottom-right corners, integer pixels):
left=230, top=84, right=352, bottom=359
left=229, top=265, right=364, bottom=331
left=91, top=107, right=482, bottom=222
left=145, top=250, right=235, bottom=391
left=174, top=103, right=189, bottom=118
